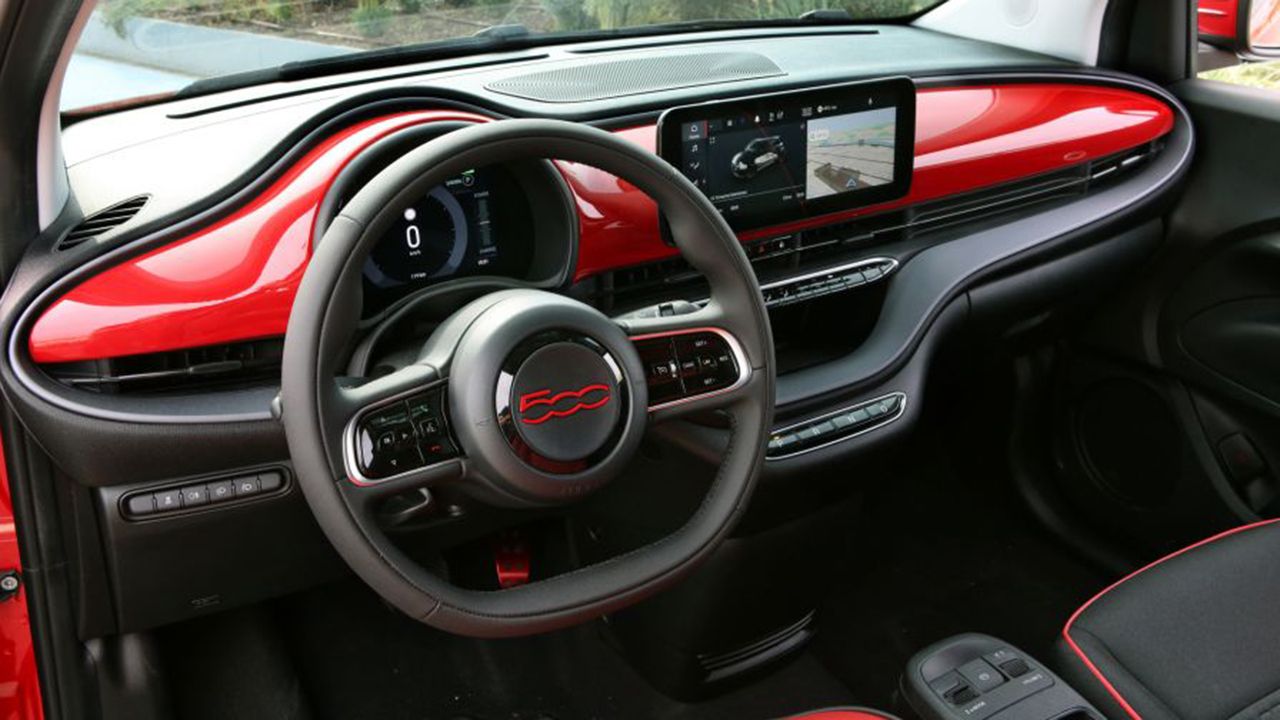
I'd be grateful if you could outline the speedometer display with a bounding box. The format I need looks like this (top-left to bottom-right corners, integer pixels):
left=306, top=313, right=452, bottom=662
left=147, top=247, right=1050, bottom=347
left=361, top=167, right=533, bottom=314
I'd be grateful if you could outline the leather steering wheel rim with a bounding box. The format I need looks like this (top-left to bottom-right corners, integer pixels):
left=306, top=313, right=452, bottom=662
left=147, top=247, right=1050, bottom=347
left=281, top=118, right=774, bottom=638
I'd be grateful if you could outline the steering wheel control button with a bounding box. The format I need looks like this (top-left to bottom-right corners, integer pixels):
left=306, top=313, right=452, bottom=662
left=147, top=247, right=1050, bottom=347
left=509, top=342, right=622, bottom=463
left=355, top=402, right=426, bottom=480
left=766, top=392, right=907, bottom=459
left=407, top=389, right=458, bottom=464
left=637, top=338, right=684, bottom=405
left=350, top=387, right=459, bottom=483
left=632, top=330, right=742, bottom=408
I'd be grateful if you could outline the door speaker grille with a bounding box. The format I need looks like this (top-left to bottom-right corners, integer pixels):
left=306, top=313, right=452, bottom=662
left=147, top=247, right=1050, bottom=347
left=485, top=51, right=784, bottom=103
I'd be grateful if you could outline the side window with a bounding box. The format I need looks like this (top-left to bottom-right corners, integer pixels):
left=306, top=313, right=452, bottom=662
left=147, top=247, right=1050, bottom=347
left=1197, top=0, right=1280, bottom=87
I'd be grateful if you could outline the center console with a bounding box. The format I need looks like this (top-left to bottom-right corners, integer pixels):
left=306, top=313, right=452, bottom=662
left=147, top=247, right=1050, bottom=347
left=903, top=634, right=1103, bottom=720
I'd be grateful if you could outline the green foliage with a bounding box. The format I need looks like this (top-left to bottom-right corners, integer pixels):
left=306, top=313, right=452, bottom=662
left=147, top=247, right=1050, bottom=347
left=542, top=0, right=601, bottom=31
left=352, top=0, right=393, bottom=37
left=1201, top=60, right=1280, bottom=90
left=98, top=0, right=934, bottom=40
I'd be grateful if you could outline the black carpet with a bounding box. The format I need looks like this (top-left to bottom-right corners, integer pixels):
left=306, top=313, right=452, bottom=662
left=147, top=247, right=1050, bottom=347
left=810, top=445, right=1108, bottom=716
left=271, top=579, right=857, bottom=720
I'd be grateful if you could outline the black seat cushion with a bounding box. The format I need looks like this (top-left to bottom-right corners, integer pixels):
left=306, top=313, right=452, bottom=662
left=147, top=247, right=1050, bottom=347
left=1057, top=519, right=1280, bottom=720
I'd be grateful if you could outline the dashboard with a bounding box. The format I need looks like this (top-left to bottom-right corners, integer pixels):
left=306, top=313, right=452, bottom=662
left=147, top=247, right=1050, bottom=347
left=0, top=23, right=1196, bottom=636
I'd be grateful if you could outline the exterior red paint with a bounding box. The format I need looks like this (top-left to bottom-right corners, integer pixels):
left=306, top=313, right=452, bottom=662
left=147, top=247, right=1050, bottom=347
left=30, top=84, right=1173, bottom=364
left=0, top=438, right=44, bottom=720
left=1198, top=0, right=1241, bottom=41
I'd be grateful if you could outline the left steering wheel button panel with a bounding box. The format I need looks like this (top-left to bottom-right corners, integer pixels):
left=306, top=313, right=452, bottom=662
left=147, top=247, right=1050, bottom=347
left=354, top=387, right=457, bottom=481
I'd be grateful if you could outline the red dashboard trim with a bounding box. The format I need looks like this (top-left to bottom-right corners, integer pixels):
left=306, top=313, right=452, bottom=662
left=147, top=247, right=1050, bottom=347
left=29, top=110, right=490, bottom=364
left=568, top=84, right=1174, bottom=280
left=30, top=84, right=1173, bottom=365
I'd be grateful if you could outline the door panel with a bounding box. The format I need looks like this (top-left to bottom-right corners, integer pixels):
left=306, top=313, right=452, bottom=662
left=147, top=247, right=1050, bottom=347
left=1043, top=79, right=1280, bottom=553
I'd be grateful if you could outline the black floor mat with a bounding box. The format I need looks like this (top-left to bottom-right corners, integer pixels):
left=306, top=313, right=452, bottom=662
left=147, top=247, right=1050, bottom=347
left=273, top=579, right=857, bottom=720
left=811, top=447, right=1107, bottom=716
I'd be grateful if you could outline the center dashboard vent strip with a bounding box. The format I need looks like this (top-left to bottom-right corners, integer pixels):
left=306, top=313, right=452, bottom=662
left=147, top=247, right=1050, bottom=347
left=485, top=51, right=784, bottom=103
left=57, top=195, right=149, bottom=251
left=594, top=141, right=1164, bottom=314
left=42, top=338, right=283, bottom=395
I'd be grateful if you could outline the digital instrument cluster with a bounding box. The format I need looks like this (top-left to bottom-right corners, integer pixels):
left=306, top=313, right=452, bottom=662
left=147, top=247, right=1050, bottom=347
left=361, top=167, right=534, bottom=313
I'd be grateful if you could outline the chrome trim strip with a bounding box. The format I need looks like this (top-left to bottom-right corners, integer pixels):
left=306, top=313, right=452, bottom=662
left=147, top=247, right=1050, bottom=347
left=765, top=391, right=907, bottom=460
left=340, top=378, right=460, bottom=487
left=631, top=326, right=752, bottom=412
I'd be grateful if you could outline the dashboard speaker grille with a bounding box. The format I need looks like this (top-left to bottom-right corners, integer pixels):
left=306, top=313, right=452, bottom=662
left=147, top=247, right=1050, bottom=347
left=485, top=51, right=784, bottom=103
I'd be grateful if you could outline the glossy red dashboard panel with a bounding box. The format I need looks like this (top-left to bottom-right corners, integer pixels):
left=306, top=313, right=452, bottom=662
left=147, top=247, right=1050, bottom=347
left=29, top=84, right=1174, bottom=364
left=567, top=83, right=1175, bottom=279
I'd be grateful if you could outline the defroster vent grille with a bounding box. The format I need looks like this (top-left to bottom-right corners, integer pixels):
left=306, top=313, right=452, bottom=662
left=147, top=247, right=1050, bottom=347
left=486, top=51, right=784, bottom=103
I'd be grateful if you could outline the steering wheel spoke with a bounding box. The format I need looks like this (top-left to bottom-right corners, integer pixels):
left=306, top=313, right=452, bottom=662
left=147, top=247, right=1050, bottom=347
left=334, top=363, right=463, bottom=489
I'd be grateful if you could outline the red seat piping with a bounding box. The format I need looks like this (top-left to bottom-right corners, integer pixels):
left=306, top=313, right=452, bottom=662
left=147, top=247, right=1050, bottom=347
left=1060, top=518, right=1280, bottom=720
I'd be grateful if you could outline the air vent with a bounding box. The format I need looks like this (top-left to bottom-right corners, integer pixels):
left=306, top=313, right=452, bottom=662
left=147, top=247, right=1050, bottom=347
left=486, top=51, right=783, bottom=103
left=697, top=612, right=814, bottom=682
left=43, top=338, right=282, bottom=395
left=58, top=195, right=149, bottom=250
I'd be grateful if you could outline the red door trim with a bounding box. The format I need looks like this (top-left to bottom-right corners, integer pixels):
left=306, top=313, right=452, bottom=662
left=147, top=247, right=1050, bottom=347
left=0, top=434, right=44, bottom=720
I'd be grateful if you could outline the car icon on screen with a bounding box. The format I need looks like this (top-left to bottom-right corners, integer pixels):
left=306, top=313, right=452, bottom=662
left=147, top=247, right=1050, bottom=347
left=731, top=136, right=786, bottom=179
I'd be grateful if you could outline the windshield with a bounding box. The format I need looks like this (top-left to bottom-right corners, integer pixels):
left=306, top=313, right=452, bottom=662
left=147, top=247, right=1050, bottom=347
left=63, top=0, right=942, bottom=112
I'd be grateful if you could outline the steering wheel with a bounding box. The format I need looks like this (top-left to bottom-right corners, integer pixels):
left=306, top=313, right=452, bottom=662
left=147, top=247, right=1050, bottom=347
left=281, top=119, right=774, bottom=637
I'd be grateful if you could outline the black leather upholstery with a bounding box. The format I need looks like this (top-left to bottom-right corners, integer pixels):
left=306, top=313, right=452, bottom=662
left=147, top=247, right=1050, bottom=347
left=1057, top=519, right=1280, bottom=720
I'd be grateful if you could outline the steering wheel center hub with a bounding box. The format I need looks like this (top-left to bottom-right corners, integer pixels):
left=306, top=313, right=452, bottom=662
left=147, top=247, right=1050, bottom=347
left=503, top=337, right=624, bottom=468
left=443, top=290, right=649, bottom=505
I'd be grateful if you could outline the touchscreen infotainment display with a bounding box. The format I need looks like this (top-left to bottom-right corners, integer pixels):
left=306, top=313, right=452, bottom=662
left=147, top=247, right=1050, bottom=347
left=658, top=77, right=915, bottom=232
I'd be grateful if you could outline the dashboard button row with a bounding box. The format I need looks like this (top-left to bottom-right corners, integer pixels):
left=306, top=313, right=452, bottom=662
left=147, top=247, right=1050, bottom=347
left=766, top=393, right=905, bottom=458
left=124, top=470, right=286, bottom=519
left=354, top=387, right=456, bottom=481
left=635, top=331, right=740, bottom=407
left=761, top=258, right=897, bottom=309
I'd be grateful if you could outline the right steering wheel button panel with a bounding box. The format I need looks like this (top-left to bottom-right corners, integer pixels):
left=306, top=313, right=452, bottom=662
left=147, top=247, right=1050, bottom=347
left=633, top=331, right=740, bottom=407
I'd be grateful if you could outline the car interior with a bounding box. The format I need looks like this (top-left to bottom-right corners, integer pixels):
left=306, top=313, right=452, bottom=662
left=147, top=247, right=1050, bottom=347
left=1, top=0, right=1280, bottom=718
